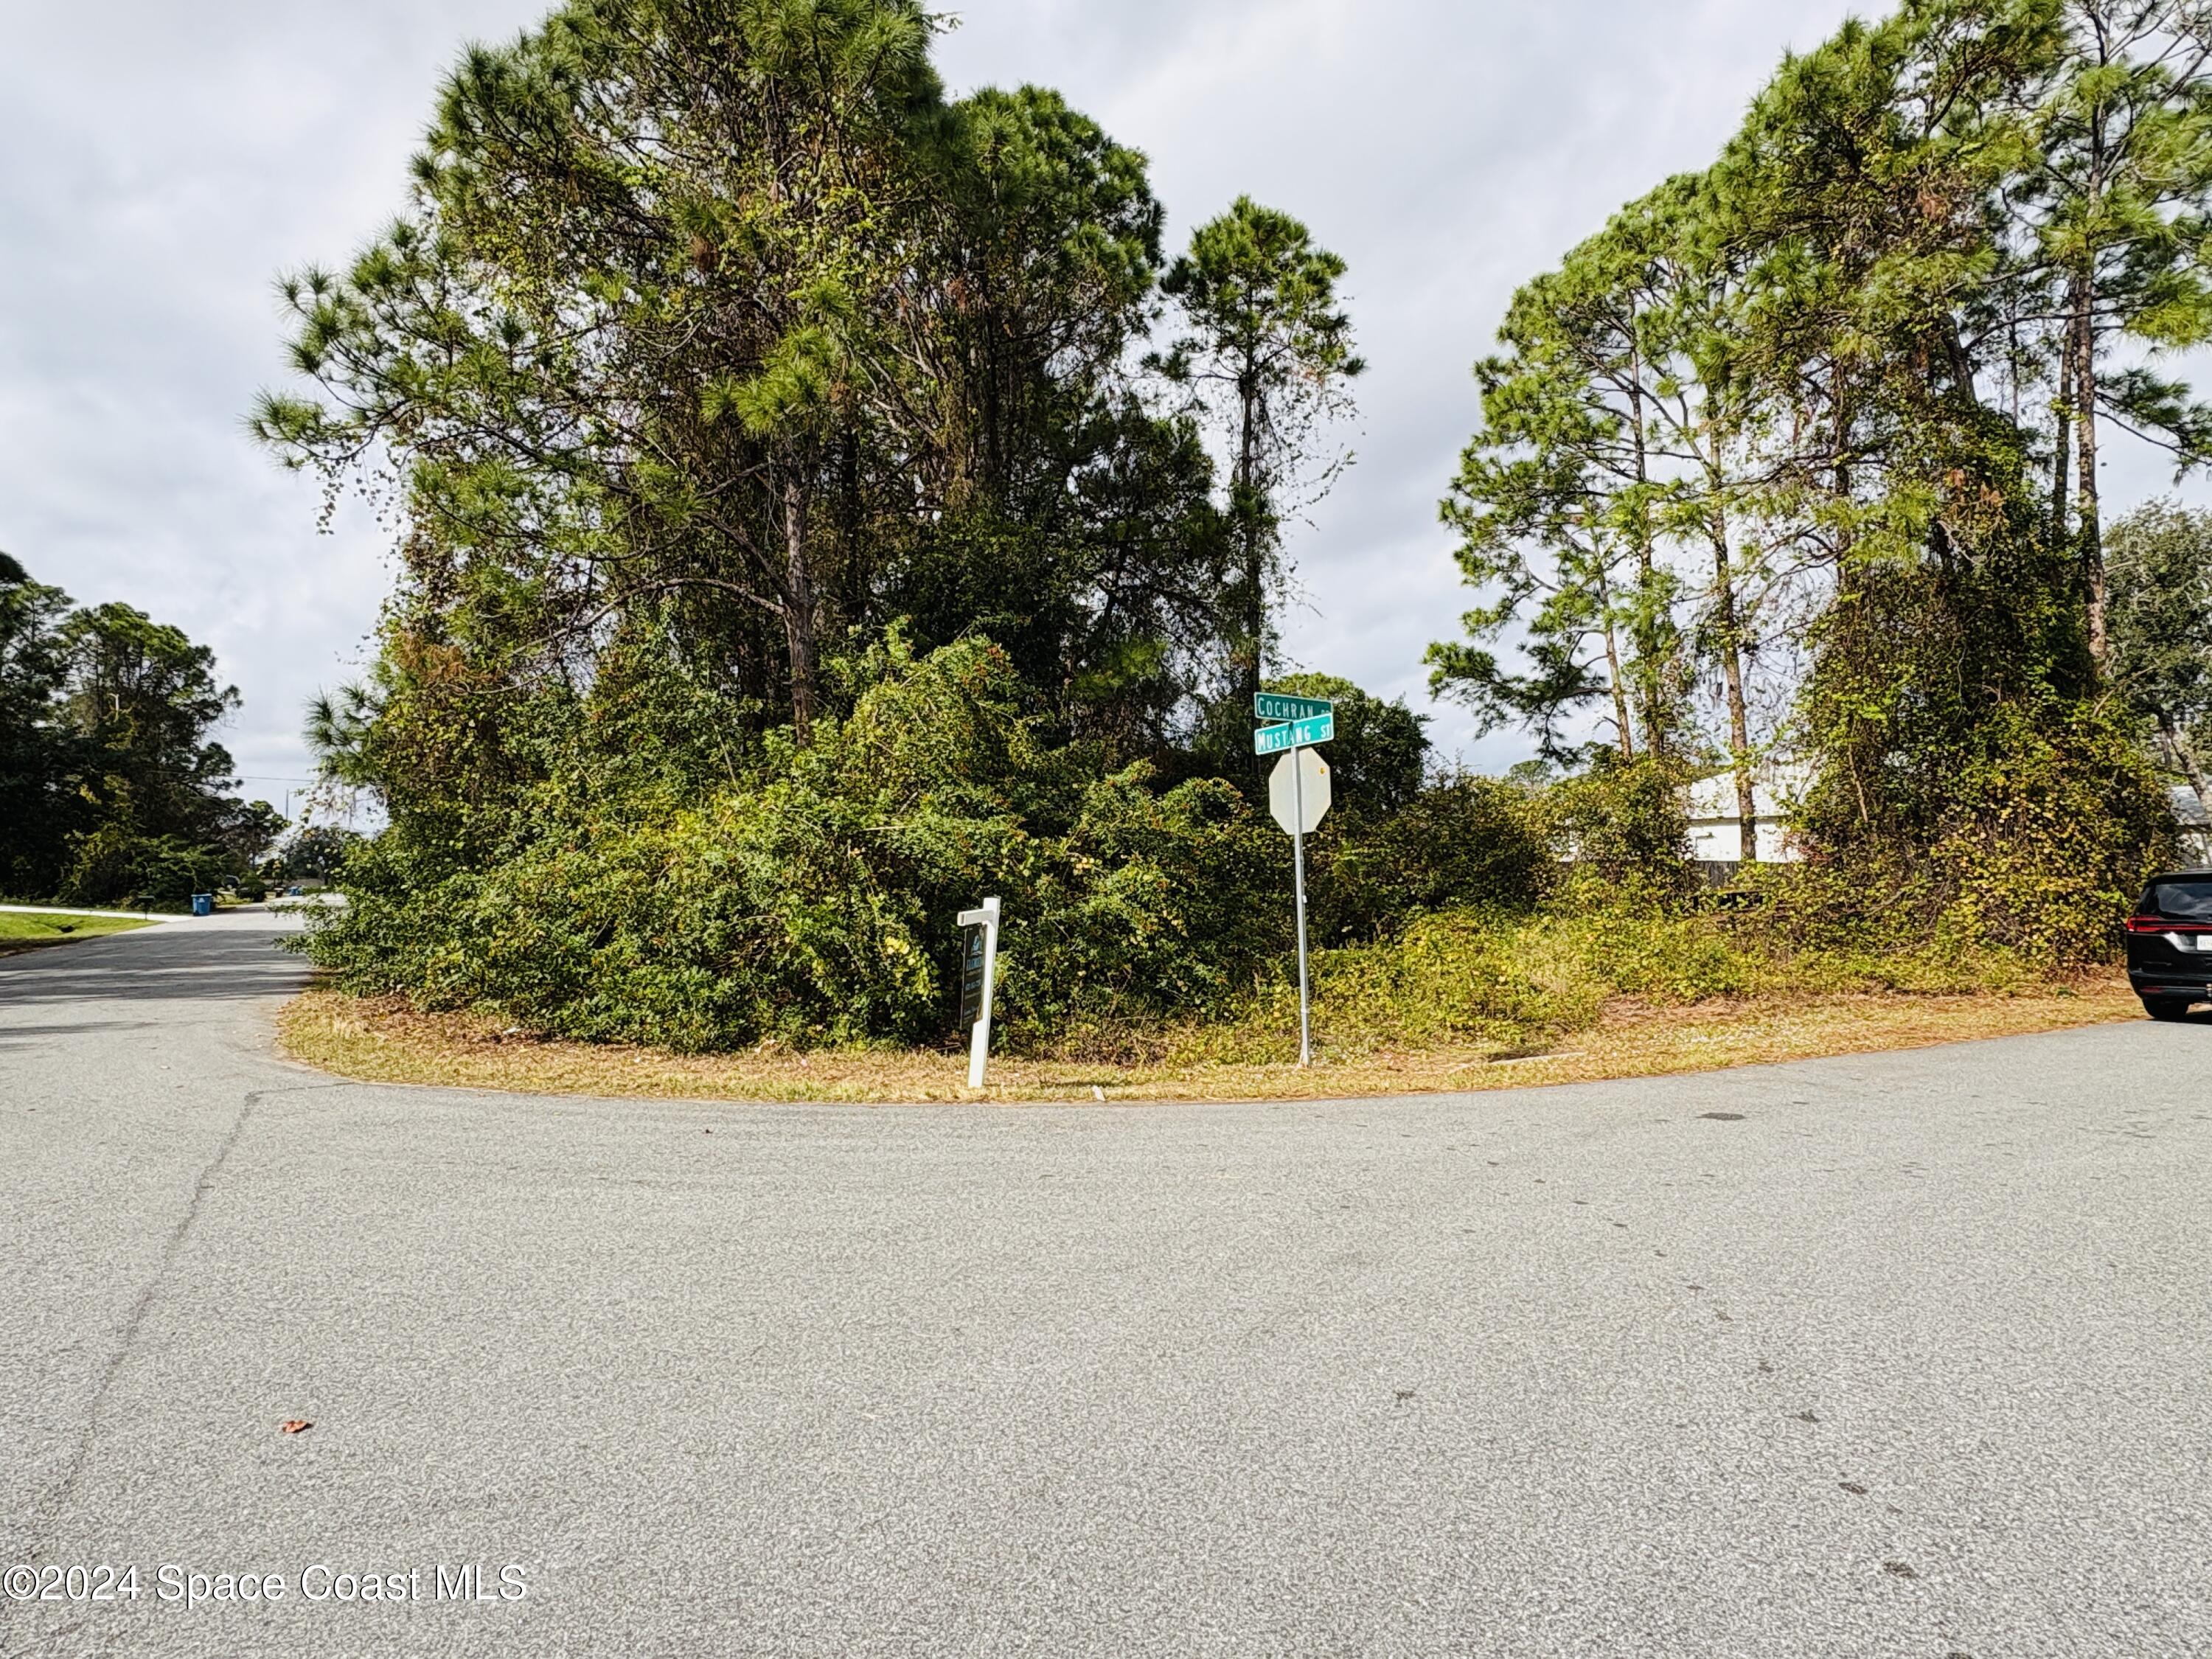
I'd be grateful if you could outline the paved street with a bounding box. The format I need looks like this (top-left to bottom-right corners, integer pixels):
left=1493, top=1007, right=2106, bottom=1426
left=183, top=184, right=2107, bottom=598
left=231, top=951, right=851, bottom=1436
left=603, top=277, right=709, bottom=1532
left=3, top=912, right=2208, bottom=1658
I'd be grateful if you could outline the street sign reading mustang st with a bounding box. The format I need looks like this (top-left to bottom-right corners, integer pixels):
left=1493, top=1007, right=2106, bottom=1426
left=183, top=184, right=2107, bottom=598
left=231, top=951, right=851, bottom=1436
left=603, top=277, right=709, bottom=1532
left=1253, top=712, right=1334, bottom=756
left=1253, top=692, right=1335, bottom=1066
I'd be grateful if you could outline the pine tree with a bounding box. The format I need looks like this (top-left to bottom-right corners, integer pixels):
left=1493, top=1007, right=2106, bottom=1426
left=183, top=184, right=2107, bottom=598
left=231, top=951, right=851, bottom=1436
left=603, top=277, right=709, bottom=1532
left=1155, top=198, right=1363, bottom=739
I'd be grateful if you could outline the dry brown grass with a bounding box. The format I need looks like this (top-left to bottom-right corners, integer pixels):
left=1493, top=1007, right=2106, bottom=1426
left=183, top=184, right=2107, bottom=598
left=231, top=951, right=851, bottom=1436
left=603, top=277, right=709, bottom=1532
left=277, top=978, right=2143, bottom=1105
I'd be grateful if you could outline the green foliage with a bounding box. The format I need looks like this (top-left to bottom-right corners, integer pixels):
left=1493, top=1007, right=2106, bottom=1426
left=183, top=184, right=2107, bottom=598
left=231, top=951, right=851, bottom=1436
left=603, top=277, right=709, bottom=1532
left=274, top=826, right=364, bottom=883
left=1924, top=703, right=2174, bottom=959
left=1795, top=532, right=2172, bottom=959
left=1427, top=0, right=2212, bottom=963
left=255, top=0, right=1244, bottom=764
left=60, top=827, right=234, bottom=912
left=2107, top=502, right=2212, bottom=813
left=0, top=552, right=74, bottom=894
left=1265, top=672, right=1426, bottom=810
left=0, top=554, right=262, bottom=903
left=1175, top=894, right=2056, bottom=1066
left=1310, top=774, right=1554, bottom=943
left=264, top=0, right=2212, bottom=1063
left=1545, top=757, right=1698, bottom=911
left=299, top=636, right=1281, bottom=1049
left=1156, top=197, right=1363, bottom=719
left=1427, top=199, right=1691, bottom=764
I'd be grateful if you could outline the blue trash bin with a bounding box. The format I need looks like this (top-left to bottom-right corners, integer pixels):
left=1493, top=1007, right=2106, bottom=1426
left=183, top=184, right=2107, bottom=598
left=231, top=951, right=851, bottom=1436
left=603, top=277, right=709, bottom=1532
left=191, top=893, right=215, bottom=917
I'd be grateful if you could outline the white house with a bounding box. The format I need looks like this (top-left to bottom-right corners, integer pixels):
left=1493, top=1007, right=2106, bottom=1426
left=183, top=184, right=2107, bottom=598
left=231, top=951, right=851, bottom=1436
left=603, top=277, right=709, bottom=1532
left=1686, top=767, right=1806, bottom=865
left=1683, top=773, right=2211, bottom=869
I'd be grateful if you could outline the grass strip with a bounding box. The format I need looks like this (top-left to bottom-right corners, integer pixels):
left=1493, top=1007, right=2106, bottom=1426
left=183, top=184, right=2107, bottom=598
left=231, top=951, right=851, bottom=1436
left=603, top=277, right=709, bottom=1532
left=0, top=912, right=153, bottom=956
left=277, top=980, right=2142, bottom=1105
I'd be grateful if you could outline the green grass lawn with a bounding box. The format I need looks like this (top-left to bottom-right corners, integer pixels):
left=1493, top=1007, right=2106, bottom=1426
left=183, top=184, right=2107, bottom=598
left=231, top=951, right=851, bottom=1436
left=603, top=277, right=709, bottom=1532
left=0, top=911, right=153, bottom=954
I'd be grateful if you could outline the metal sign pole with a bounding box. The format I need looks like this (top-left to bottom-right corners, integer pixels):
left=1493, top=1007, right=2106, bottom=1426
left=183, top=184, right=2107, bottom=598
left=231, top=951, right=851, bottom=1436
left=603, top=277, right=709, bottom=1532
left=1292, top=745, right=1311, bottom=1067
left=1254, top=692, right=1332, bottom=1070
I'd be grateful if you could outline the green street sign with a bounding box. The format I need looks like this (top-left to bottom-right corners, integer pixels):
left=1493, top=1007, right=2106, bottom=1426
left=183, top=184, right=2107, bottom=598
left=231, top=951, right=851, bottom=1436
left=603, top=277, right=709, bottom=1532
left=1253, top=712, right=1334, bottom=755
left=1254, top=692, right=1335, bottom=723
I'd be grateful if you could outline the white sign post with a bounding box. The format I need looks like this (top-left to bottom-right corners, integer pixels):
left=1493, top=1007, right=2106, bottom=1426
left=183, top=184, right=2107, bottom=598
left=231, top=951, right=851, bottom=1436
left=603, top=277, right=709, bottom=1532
left=1253, top=697, right=1335, bottom=1066
left=956, top=895, right=1001, bottom=1089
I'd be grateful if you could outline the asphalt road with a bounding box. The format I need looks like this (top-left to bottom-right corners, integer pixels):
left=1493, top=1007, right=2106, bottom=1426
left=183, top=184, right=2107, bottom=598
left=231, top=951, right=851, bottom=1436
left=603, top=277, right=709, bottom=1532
left=4, top=911, right=2209, bottom=1658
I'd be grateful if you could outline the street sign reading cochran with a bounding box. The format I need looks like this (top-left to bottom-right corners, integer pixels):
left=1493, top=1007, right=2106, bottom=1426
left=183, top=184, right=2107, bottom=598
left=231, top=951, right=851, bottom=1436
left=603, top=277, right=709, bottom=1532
left=1253, top=712, right=1335, bottom=756
left=1253, top=692, right=1335, bottom=723
left=1269, top=748, right=1331, bottom=835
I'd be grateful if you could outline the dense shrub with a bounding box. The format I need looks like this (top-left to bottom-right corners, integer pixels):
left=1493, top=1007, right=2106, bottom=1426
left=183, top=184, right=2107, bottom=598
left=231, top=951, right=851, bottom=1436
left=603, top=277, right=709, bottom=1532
left=1138, top=899, right=2057, bottom=1068
left=1795, top=697, right=2172, bottom=965
left=1310, top=773, right=1553, bottom=941
left=302, top=637, right=1281, bottom=1049
left=1543, top=757, right=1697, bottom=911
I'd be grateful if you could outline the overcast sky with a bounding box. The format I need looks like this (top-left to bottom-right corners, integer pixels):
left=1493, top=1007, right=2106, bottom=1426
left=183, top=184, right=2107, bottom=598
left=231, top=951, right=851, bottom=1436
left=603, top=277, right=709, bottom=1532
left=4, top=0, right=2199, bottom=804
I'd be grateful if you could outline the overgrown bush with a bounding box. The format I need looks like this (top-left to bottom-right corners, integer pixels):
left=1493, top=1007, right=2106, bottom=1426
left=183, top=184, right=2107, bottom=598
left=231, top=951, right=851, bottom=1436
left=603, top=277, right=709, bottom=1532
left=1111, top=898, right=2061, bottom=1068
left=1797, top=692, right=2171, bottom=964
left=1544, top=757, right=1697, bottom=911
left=1310, top=773, right=1553, bottom=941
left=302, top=636, right=1282, bottom=1049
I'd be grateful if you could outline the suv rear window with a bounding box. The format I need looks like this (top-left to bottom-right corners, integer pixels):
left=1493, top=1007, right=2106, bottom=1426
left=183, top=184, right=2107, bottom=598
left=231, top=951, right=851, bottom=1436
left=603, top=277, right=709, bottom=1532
left=2144, top=879, right=2212, bottom=919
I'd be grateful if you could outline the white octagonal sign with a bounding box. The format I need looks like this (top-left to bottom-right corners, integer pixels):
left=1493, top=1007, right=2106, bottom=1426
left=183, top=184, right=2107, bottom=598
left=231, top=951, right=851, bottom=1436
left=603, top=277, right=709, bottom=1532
left=1268, top=748, right=1332, bottom=835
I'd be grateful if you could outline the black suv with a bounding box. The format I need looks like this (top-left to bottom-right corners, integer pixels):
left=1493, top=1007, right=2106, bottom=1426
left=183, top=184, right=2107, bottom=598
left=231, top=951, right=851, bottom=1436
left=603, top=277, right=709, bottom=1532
left=2126, top=871, right=2212, bottom=1020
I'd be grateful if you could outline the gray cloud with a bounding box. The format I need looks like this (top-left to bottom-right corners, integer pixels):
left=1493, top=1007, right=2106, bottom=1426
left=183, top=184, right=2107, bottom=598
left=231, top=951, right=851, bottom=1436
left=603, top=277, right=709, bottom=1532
left=9, top=0, right=2190, bottom=796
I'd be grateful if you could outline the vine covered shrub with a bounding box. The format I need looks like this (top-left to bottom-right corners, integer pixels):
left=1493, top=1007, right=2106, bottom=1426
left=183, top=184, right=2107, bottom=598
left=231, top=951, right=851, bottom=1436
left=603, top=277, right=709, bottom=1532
left=1926, top=703, right=2173, bottom=961
left=299, top=637, right=1282, bottom=1049
left=1310, top=773, right=1554, bottom=942
left=1545, top=757, right=1697, bottom=911
left=1798, top=684, right=2172, bottom=966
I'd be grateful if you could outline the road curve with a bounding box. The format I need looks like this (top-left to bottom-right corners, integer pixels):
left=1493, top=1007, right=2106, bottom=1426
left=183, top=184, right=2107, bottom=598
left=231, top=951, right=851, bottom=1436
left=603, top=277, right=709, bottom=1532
left=4, top=912, right=2208, bottom=1658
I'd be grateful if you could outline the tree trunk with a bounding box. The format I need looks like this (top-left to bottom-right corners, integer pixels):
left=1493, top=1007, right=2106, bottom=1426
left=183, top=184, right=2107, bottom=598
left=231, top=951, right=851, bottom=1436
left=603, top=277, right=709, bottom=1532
left=2072, top=291, right=2106, bottom=668
left=1715, top=541, right=1758, bottom=864
left=2050, top=293, right=2073, bottom=548
left=1702, top=417, right=1757, bottom=863
left=1236, top=372, right=1265, bottom=717
left=1595, top=561, right=1635, bottom=762
left=1624, top=328, right=1668, bottom=758
left=2158, top=708, right=2212, bottom=828
left=1231, top=364, right=1268, bottom=789
left=1707, top=501, right=1757, bottom=863
left=782, top=470, right=819, bottom=747
left=1832, top=365, right=1851, bottom=554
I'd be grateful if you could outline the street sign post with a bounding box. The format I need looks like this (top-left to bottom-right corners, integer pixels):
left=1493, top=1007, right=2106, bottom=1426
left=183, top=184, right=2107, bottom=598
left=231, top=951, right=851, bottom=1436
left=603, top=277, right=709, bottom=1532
left=955, top=895, right=1001, bottom=1089
left=1252, top=694, right=1335, bottom=1066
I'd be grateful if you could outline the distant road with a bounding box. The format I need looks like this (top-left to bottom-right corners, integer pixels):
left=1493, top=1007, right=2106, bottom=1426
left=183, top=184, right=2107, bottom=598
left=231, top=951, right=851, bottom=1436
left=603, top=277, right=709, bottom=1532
left=4, top=913, right=2208, bottom=1657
